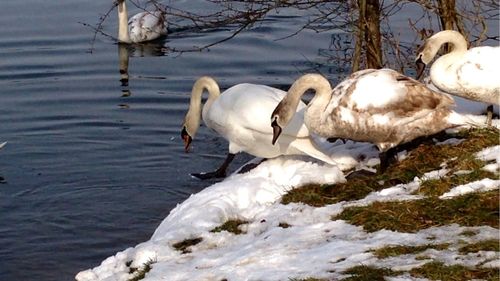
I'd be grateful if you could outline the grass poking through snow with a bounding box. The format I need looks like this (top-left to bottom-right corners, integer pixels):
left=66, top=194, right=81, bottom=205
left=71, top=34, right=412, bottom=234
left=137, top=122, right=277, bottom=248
left=281, top=128, right=499, bottom=206
left=335, top=190, right=499, bottom=233
left=128, top=259, right=156, bottom=281
left=373, top=243, right=450, bottom=259
left=172, top=237, right=203, bottom=254
left=210, top=219, right=248, bottom=235
left=409, top=261, right=499, bottom=281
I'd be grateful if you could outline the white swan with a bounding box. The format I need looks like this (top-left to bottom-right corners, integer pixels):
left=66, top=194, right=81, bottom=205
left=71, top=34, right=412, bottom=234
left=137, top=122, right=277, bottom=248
left=181, top=76, right=336, bottom=179
left=116, top=0, right=168, bottom=43
left=415, top=30, right=500, bottom=124
left=271, top=70, right=465, bottom=172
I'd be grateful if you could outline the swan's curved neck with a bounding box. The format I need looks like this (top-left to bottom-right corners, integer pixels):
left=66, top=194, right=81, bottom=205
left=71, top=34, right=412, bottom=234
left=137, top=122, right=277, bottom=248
left=276, top=74, right=332, bottom=127
left=183, top=77, right=221, bottom=137
left=189, top=76, right=220, bottom=111
left=117, top=1, right=131, bottom=43
left=428, top=30, right=468, bottom=61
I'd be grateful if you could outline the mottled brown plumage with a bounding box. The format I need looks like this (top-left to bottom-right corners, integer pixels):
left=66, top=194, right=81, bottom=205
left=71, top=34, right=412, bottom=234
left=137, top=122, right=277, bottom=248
left=271, top=69, right=465, bottom=172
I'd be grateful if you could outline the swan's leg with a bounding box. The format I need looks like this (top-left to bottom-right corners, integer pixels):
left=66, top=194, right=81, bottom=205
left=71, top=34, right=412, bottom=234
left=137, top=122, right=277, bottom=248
left=191, top=153, right=235, bottom=180
left=237, top=159, right=267, bottom=174
left=378, top=147, right=397, bottom=174
left=486, top=104, right=493, bottom=126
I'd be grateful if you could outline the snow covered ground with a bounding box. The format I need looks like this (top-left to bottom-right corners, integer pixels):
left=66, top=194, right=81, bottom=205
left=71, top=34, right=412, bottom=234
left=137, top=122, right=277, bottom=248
left=76, top=108, right=499, bottom=281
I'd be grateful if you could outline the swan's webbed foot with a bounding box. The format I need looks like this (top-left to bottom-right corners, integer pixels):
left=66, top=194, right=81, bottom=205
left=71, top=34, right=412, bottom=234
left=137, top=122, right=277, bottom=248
left=345, top=169, right=376, bottom=180
left=191, top=153, right=236, bottom=180
left=191, top=170, right=226, bottom=180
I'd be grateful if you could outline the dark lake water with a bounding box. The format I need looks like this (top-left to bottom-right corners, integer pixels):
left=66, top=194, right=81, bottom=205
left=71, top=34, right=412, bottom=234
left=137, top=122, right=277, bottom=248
left=0, top=1, right=342, bottom=280
left=0, top=1, right=497, bottom=280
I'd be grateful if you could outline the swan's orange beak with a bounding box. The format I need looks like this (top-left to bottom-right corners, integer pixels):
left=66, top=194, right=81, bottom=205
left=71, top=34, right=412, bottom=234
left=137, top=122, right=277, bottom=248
left=181, top=127, right=192, bottom=153
left=415, top=57, right=426, bottom=81
left=271, top=119, right=282, bottom=145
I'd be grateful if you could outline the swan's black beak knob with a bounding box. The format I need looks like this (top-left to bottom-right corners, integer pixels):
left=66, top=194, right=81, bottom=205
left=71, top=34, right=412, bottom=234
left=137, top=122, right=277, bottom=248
left=415, top=57, right=426, bottom=81
left=271, top=119, right=282, bottom=145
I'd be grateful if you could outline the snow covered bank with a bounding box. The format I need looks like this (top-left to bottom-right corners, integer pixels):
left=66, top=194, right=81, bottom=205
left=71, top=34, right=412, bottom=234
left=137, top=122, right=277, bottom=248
left=76, top=136, right=499, bottom=281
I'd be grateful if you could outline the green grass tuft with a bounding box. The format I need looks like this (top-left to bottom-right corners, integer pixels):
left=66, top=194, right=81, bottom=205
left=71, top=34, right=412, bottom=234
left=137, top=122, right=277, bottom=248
left=128, top=259, right=155, bottom=281
left=459, top=239, right=500, bottom=254
left=373, top=243, right=450, bottom=259
left=410, top=261, right=499, bottom=281
left=172, top=237, right=203, bottom=254
left=334, top=190, right=499, bottom=233
left=288, top=277, right=327, bottom=281
left=460, top=230, right=478, bottom=237
left=210, top=219, right=248, bottom=235
left=417, top=164, right=497, bottom=197
left=342, top=265, right=396, bottom=281
left=278, top=222, right=291, bottom=228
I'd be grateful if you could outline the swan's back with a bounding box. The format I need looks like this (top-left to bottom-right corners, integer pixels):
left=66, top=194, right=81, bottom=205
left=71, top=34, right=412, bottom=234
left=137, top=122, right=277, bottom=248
left=209, top=83, right=309, bottom=138
left=429, top=44, right=500, bottom=104
left=128, top=11, right=167, bottom=42
left=453, top=46, right=500, bottom=100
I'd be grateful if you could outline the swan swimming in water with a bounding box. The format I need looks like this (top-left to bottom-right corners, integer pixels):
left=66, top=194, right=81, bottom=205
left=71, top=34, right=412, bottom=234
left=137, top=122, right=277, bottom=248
left=181, top=76, right=336, bottom=179
left=116, top=0, right=168, bottom=43
left=271, top=70, right=468, bottom=172
left=415, top=30, right=500, bottom=125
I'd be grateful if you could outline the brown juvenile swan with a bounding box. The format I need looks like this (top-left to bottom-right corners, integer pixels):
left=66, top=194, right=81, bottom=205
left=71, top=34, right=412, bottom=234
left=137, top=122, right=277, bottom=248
left=271, top=70, right=469, bottom=172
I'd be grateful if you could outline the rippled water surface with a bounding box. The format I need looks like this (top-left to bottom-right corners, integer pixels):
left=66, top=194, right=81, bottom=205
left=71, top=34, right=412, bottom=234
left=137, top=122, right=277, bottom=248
left=0, top=1, right=341, bottom=280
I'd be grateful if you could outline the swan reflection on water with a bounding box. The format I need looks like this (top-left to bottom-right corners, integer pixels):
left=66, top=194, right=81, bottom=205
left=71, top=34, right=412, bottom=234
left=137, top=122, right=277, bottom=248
left=117, top=42, right=167, bottom=98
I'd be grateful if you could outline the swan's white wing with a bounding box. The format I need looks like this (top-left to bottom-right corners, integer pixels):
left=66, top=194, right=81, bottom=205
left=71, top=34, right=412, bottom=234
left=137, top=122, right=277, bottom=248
left=331, top=69, right=453, bottom=112
left=203, top=83, right=335, bottom=162
left=128, top=11, right=167, bottom=43
left=213, top=83, right=310, bottom=138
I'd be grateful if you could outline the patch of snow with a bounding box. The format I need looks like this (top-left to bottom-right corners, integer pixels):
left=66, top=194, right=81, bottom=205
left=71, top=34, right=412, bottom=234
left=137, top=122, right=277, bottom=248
left=435, top=137, right=464, bottom=145
left=418, top=168, right=449, bottom=182
left=439, top=178, right=500, bottom=199
left=477, top=145, right=500, bottom=173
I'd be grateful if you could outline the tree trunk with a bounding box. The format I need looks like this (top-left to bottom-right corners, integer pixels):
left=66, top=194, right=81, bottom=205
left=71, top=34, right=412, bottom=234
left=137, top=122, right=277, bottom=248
left=352, top=0, right=365, bottom=72
left=437, top=0, right=457, bottom=31
left=353, top=0, right=382, bottom=72
left=364, top=0, right=382, bottom=69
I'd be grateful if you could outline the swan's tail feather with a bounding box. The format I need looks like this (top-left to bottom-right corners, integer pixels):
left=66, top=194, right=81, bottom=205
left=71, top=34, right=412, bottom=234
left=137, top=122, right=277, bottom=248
left=291, top=137, right=337, bottom=166
left=447, top=111, right=487, bottom=128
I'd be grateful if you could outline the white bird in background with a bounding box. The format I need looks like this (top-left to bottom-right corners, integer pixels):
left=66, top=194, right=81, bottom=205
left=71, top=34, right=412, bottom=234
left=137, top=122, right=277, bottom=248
left=116, top=0, right=168, bottom=43
left=0, top=142, right=6, bottom=150
left=271, top=70, right=467, bottom=173
left=415, top=30, right=500, bottom=125
left=181, top=76, right=336, bottom=180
